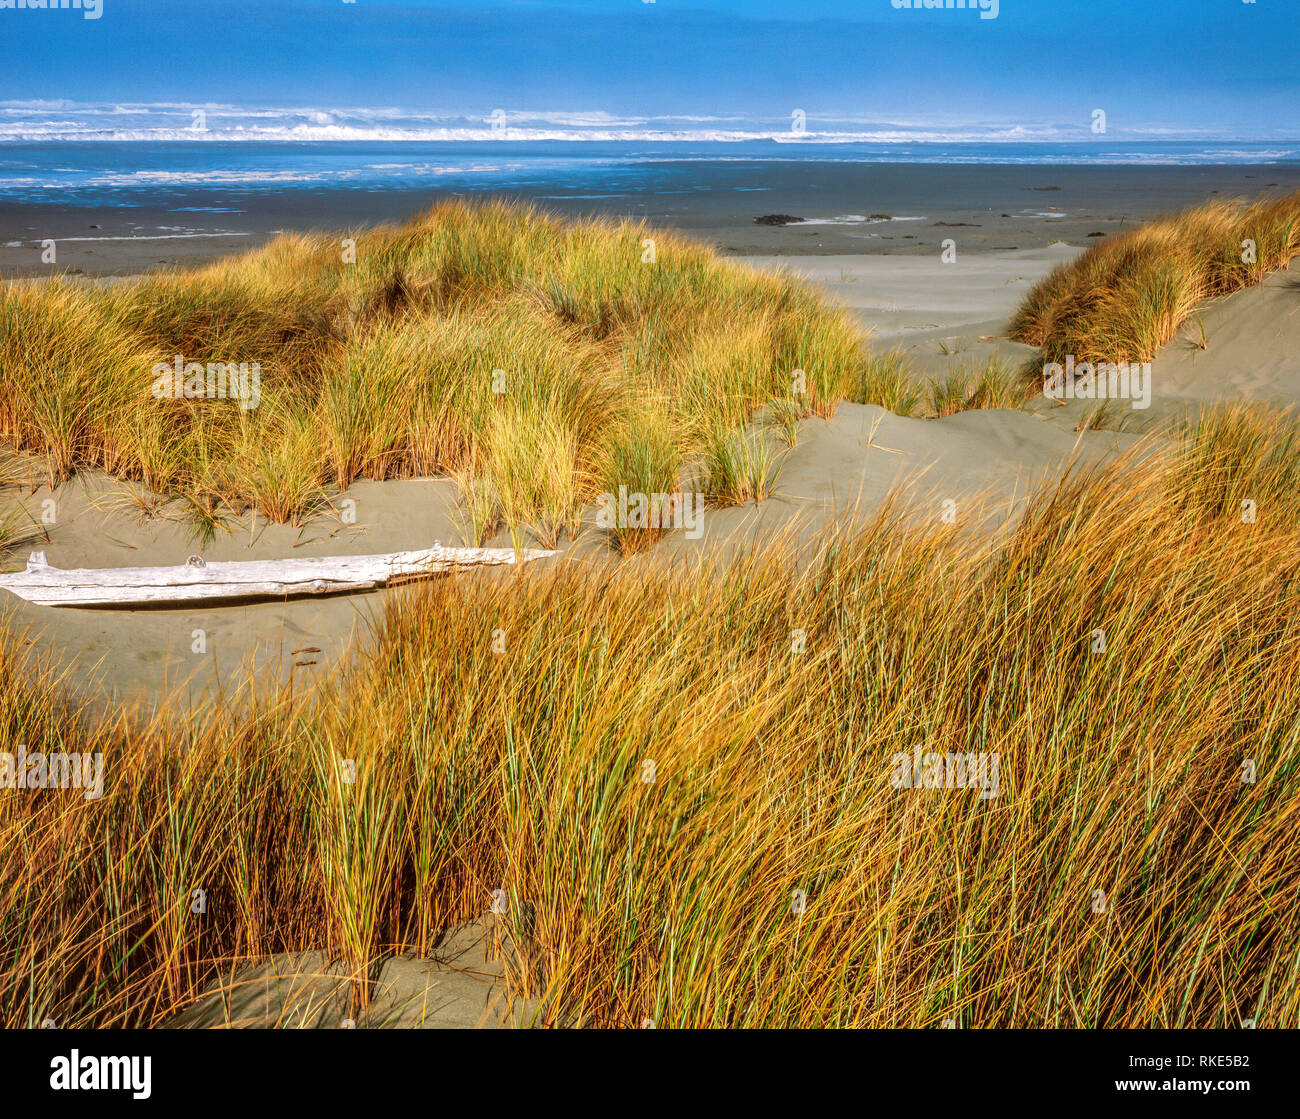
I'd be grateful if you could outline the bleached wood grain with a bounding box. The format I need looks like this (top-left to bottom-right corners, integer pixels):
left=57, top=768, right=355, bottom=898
left=0, top=544, right=555, bottom=607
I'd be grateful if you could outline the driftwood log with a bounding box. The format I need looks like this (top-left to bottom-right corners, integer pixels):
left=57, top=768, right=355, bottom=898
left=0, top=544, right=555, bottom=608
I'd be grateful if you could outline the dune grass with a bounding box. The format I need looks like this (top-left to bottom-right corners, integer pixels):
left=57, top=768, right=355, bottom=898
left=927, top=356, right=1027, bottom=417
left=698, top=425, right=786, bottom=507
left=3, top=403, right=1300, bottom=1028
left=0, top=201, right=905, bottom=548
left=1011, top=191, right=1300, bottom=365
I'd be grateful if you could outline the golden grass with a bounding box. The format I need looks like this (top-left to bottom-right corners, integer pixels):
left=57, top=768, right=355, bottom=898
left=927, top=356, right=1028, bottom=417
left=4, top=403, right=1299, bottom=1028
left=0, top=201, right=906, bottom=546
left=1011, top=191, right=1300, bottom=364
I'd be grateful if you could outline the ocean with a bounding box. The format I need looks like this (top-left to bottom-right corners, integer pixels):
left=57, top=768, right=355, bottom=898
left=3, top=140, right=1299, bottom=209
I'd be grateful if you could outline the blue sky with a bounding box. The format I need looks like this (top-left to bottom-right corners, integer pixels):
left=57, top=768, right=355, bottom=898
left=1, top=0, right=1296, bottom=139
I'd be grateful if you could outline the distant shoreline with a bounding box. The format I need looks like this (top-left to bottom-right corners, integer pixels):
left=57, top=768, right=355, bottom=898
left=4, top=160, right=1300, bottom=277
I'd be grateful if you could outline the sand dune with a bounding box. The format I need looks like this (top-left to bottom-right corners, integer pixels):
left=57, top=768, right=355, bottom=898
left=0, top=471, right=465, bottom=709
left=3, top=238, right=1296, bottom=1030
left=2, top=244, right=1293, bottom=714
left=0, top=407, right=1141, bottom=710
left=1152, top=258, right=1300, bottom=402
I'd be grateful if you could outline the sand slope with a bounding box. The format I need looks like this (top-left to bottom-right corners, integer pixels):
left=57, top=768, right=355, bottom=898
left=0, top=404, right=1143, bottom=709
left=1017, top=257, right=1300, bottom=432
left=167, top=916, right=535, bottom=1029
left=0, top=472, right=467, bottom=710
left=649, top=403, right=1145, bottom=562
left=1152, top=258, right=1300, bottom=402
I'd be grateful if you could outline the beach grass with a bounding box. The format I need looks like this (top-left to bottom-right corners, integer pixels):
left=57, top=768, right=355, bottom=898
left=0, top=201, right=888, bottom=547
left=1011, top=191, right=1300, bottom=364
left=698, top=424, right=786, bottom=507
left=927, top=356, right=1027, bottom=417
left=3, top=403, right=1300, bottom=1028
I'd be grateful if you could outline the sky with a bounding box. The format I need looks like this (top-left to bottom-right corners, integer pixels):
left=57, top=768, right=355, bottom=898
left=0, top=0, right=1296, bottom=140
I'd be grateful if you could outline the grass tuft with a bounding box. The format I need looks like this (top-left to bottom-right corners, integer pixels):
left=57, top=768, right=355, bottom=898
left=1011, top=191, right=1300, bottom=365
left=1, top=201, right=902, bottom=546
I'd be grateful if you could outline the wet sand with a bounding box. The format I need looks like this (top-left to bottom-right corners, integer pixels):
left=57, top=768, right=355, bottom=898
left=4, top=162, right=1300, bottom=277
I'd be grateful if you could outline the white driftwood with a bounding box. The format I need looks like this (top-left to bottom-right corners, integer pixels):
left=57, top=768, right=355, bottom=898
left=0, top=544, right=555, bottom=608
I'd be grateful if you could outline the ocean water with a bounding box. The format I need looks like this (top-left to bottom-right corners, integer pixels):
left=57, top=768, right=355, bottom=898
left=3, top=140, right=1298, bottom=209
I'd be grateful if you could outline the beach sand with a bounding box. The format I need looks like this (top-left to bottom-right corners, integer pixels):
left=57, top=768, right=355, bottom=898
left=166, top=916, right=537, bottom=1029
left=0, top=411, right=1140, bottom=713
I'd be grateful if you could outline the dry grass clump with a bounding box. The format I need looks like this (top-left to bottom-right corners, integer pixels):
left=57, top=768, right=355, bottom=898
left=1011, top=191, right=1300, bottom=364
left=0, top=201, right=887, bottom=545
left=591, top=417, right=681, bottom=554
left=1172, top=401, right=1300, bottom=523
left=0, top=448, right=30, bottom=555
left=927, top=356, right=1027, bottom=417
left=4, top=404, right=1300, bottom=1028
left=698, top=426, right=785, bottom=506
